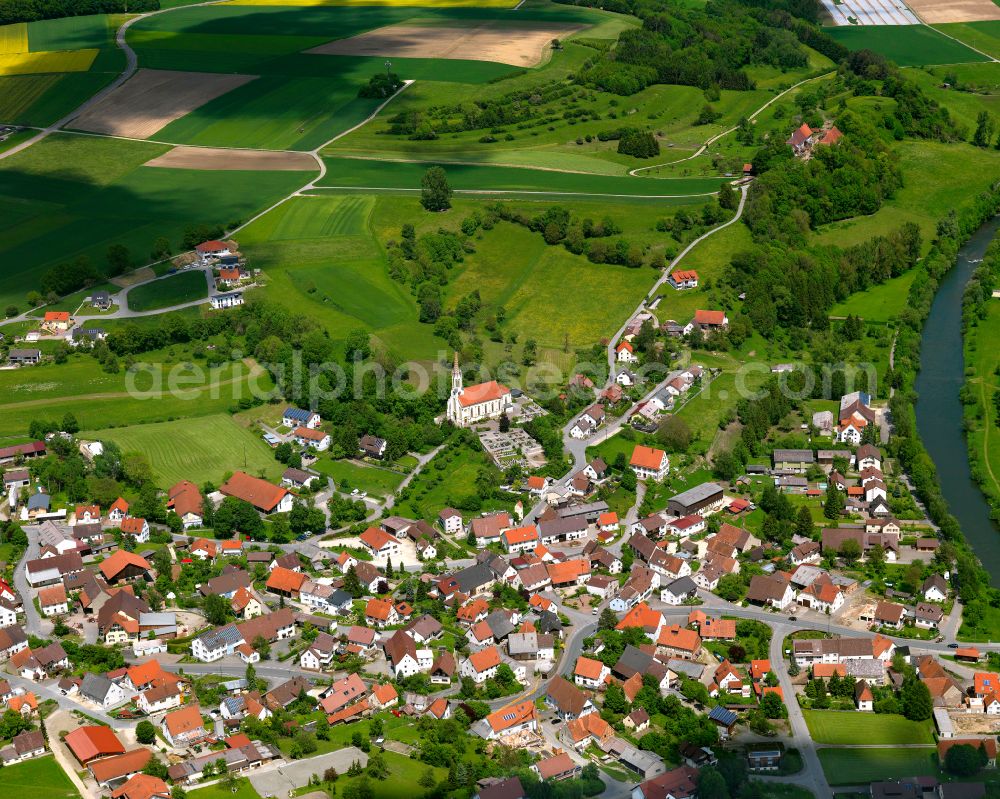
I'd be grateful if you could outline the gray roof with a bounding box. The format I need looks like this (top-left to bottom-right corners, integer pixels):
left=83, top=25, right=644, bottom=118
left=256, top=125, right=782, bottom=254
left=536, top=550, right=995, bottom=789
left=772, top=449, right=814, bottom=463
left=669, top=482, right=724, bottom=507
left=139, top=612, right=175, bottom=627
left=664, top=576, right=697, bottom=596
left=27, top=493, right=50, bottom=511
left=80, top=673, right=115, bottom=703
left=507, top=632, right=537, bottom=657
left=666, top=659, right=704, bottom=679
left=198, top=623, right=243, bottom=651
left=454, top=563, right=495, bottom=595
left=844, top=658, right=886, bottom=679
left=485, top=610, right=516, bottom=640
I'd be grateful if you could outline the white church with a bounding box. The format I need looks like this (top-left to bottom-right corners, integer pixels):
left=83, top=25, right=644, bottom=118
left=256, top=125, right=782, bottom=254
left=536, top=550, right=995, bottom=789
left=446, top=353, right=512, bottom=427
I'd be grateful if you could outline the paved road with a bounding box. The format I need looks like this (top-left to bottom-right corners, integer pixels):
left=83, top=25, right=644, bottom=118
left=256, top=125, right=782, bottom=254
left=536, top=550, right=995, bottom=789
left=15, top=523, right=45, bottom=637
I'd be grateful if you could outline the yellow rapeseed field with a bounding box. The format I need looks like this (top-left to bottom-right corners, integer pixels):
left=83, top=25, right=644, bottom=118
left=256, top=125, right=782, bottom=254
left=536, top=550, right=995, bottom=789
left=0, top=48, right=98, bottom=76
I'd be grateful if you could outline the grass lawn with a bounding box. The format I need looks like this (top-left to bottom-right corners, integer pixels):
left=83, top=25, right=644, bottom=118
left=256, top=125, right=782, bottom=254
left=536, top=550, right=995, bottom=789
left=393, top=441, right=508, bottom=520
left=829, top=270, right=917, bottom=323
left=802, top=710, right=935, bottom=745
left=127, top=270, right=208, bottom=312
left=958, top=596, right=1000, bottom=641
left=818, top=747, right=937, bottom=785
left=0, top=755, right=81, bottom=797
left=312, top=457, right=404, bottom=497
left=187, top=778, right=262, bottom=799
left=824, top=24, right=989, bottom=67
left=82, top=413, right=283, bottom=488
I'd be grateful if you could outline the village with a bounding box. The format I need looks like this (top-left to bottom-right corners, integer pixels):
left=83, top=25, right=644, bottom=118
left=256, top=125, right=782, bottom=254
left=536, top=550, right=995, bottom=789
left=0, top=343, right=998, bottom=799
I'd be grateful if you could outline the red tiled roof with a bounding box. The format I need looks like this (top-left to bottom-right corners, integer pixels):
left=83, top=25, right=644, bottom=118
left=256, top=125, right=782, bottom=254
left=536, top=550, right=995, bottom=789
left=100, top=550, right=151, bottom=580
left=65, top=726, right=125, bottom=763
left=694, top=309, right=726, bottom=326
left=458, top=380, right=510, bottom=408
left=220, top=471, right=288, bottom=513
left=630, top=445, right=666, bottom=470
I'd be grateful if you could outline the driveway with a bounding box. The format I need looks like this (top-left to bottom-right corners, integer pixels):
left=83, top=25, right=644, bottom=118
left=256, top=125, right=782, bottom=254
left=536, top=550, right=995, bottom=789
left=250, top=746, right=368, bottom=797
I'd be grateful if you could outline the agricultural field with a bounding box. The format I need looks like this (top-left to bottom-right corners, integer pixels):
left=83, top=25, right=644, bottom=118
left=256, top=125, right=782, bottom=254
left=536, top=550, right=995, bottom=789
left=315, top=157, right=725, bottom=198
left=83, top=413, right=282, bottom=487
left=0, top=134, right=311, bottom=312
left=936, top=20, right=1000, bottom=58
left=824, top=24, right=990, bottom=66
left=0, top=755, right=81, bottom=798
left=802, top=710, right=936, bottom=745
left=0, top=355, right=274, bottom=441
left=0, top=49, right=98, bottom=76
left=818, top=747, right=938, bottom=785
left=126, top=270, right=209, bottom=312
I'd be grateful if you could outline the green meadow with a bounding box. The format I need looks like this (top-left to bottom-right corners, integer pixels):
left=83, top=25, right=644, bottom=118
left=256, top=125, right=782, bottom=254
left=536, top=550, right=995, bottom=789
left=935, top=21, right=1000, bottom=59
left=84, top=413, right=282, bottom=487
left=818, top=747, right=938, bottom=785
left=824, top=24, right=989, bottom=66
left=0, top=756, right=81, bottom=798
left=802, top=710, right=935, bottom=745
left=127, top=270, right=209, bottom=312
left=0, top=356, right=275, bottom=440
left=829, top=269, right=917, bottom=322
left=316, top=157, right=725, bottom=198
left=0, top=134, right=311, bottom=312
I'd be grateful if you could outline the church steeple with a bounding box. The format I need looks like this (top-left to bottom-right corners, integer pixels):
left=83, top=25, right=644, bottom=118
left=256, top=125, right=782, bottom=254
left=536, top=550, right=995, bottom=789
left=451, top=351, right=462, bottom=395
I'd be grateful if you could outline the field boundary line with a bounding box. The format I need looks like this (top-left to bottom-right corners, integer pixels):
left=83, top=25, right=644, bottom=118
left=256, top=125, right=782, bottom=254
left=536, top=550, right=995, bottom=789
left=306, top=186, right=719, bottom=199
left=926, top=22, right=1000, bottom=62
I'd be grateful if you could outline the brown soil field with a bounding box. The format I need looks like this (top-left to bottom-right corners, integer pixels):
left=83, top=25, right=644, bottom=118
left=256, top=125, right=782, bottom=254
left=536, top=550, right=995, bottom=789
left=307, top=20, right=585, bottom=67
left=72, top=69, right=256, bottom=139
left=145, top=146, right=317, bottom=171
left=111, top=267, right=155, bottom=287
left=907, top=0, right=1000, bottom=21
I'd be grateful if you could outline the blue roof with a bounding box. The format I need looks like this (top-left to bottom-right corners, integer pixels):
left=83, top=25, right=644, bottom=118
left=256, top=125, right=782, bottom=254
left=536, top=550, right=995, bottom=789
left=709, top=706, right=739, bottom=726
left=27, top=493, right=50, bottom=510
left=283, top=407, right=314, bottom=422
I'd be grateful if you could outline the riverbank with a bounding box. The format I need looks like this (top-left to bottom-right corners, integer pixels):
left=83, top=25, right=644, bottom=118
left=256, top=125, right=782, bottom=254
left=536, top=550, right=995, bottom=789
left=961, top=238, right=1000, bottom=520
left=893, top=185, right=1000, bottom=629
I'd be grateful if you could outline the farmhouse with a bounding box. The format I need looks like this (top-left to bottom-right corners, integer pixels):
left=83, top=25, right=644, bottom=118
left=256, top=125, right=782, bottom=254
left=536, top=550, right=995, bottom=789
left=359, top=526, right=401, bottom=564
left=167, top=481, right=204, bottom=528
left=220, top=472, right=293, bottom=514
left=691, top=310, right=728, bottom=331
left=7, top=348, right=41, bottom=366
left=631, top=445, right=669, bottom=482
left=447, top=353, right=512, bottom=427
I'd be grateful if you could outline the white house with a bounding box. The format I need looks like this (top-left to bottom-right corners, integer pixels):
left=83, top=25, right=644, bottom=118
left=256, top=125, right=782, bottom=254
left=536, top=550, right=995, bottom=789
left=294, top=427, right=331, bottom=451
left=283, top=407, right=321, bottom=429
left=616, top=342, right=638, bottom=363
left=631, top=446, right=669, bottom=482
left=439, top=509, right=463, bottom=534
left=573, top=656, right=610, bottom=690
left=120, top=517, right=150, bottom=543
left=210, top=292, right=243, bottom=310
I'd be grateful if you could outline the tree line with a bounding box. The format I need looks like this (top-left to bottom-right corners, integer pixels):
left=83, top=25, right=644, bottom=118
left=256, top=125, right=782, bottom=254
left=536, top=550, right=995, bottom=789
left=0, top=0, right=157, bottom=25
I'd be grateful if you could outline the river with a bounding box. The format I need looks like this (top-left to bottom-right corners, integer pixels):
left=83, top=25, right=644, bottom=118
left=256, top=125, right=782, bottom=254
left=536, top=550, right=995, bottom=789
left=915, top=216, right=1000, bottom=583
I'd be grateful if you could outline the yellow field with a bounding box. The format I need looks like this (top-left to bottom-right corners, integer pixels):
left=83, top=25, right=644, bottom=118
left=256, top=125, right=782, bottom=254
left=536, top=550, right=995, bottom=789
left=0, top=23, right=28, bottom=55
left=0, top=74, right=61, bottom=120
left=226, top=0, right=519, bottom=6
left=0, top=49, right=98, bottom=76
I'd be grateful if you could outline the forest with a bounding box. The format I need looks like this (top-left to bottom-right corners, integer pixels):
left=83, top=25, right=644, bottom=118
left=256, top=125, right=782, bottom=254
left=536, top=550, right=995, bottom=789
left=0, top=0, right=157, bottom=25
